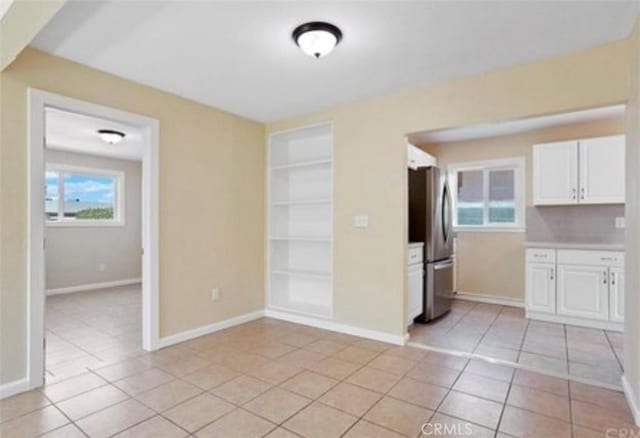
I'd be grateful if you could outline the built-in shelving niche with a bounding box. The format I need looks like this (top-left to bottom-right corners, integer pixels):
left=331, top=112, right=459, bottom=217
left=267, top=123, right=333, bottom=318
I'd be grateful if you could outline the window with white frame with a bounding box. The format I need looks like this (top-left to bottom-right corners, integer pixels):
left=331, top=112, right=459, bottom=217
left=448, top=158, right=525, bottom=230
left=45, top=165, right=124, bottom=225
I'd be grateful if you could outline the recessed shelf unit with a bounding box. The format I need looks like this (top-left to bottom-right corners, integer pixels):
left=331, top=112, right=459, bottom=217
left=267, top=123, right=333, bottom=318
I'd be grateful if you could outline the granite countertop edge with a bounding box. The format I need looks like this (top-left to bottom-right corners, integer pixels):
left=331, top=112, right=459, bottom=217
left=525, top=241, right=624, bottom=251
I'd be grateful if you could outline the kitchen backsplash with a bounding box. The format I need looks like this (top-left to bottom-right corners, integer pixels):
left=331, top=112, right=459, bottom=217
left=526, top=205, right=624, bottom=244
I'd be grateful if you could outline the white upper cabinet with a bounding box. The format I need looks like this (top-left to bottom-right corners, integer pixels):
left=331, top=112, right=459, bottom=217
left=533, top=140, right=578, bottom=205
left=407, top=143, right=436, bottom=169
left=533, top=135, right=625, bottom=206
left=579, top=135, right=625, bottom=204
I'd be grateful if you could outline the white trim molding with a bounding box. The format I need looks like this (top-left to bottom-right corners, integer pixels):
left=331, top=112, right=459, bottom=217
left=46, top=278, right=141, bottom=296
left=455, top=291, right=525, bottom=308
left=527, top=310, right=623, bottom=332
left=0, top=378, right=30, bottom=400
left=157, top=310, right=265, bottom=349
left=622, top=375, right=640, bottom=426
left=264, top=308, right=407, bottom=346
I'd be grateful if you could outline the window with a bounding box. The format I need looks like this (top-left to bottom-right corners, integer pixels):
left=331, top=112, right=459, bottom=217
left=45, top=165, right=124, bottom=226
left=449, top=158, right=525, bottom=230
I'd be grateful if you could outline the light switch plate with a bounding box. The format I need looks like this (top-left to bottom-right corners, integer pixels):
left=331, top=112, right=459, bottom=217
left=616, top=217, right=625, bottom=229
left=353, top=215, right=369, bottom=228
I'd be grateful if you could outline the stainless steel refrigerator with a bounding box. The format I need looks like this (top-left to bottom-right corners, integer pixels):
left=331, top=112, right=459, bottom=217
left=408, top=166, right=454, bottom=322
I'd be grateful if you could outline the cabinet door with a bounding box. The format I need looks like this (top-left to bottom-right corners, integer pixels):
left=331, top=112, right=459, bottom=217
left=557, top=264, right=609, bottom=320
left=407, top=265, right=423, bottom=324
left=407, top=144, right=418, bottom=170
left=533, top=140, right=579, bottom=205
left=526, top=262, right=556, bottom=314
left=609, top=267, right=624, bottom=323
left=579, top=135, right=625, bottom=204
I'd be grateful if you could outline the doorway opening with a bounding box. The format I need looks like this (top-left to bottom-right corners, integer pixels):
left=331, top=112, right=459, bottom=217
left=404, top=104, right=626, bottom=389
left=27, top=89, right=160, bottom=389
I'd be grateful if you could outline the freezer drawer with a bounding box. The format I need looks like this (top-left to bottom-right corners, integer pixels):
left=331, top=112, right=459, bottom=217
left=424, top=258, right=454, bottom=321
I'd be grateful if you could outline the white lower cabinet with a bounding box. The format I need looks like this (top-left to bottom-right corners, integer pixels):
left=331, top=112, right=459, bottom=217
left=407, top=263, right=423, bottom=324
left=609, top=267, right=625, bottom=323
left=557, top=264, right=609, bottom=321
left=525, top=248, right=624, bottom=330
left=525, top=262, right=556, bottom=314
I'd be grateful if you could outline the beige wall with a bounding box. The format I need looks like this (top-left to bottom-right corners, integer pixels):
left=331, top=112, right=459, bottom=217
left=45, top=150, right=142, bottom=290
left=421, top=117, right=625, bottom=300
left=625, top=17, right=640, bottom=418
left=0, top=48, right=265, bottom=384
left=267, top=39, right=631, bottom=338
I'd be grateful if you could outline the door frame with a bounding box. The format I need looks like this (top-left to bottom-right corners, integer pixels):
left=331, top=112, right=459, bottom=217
left=27, top=89, right=160, bottom=388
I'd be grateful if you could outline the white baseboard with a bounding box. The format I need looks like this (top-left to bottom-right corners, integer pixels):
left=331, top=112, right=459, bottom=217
left=455, top=291, right=524, bottom=308
left=264, top=308, right=407, bottom=346
left=527, top=310, right=624, bottom=332
left=0, top=377, right=30, bottom=400
left=622, top=375, right=640, bottom=426
left=46, top=278, right=141, bottom=296
left=157, top=310, right=265, bottom=349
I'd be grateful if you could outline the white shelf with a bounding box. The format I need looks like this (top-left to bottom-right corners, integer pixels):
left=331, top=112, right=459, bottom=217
left=268, top=122, right=333, bottom=320
left=270, top=158, right=332, bottom=171
left=269, top=236, right=331, bottom=242
left=271, top=199, right=331, bottom=206
left=271, top=269, right=331, bottom=279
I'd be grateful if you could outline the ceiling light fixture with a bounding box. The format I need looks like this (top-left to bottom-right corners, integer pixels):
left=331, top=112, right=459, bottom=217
left=97, top=129, right=126, bottom=144
left=292, top=21, right=342, bottom=59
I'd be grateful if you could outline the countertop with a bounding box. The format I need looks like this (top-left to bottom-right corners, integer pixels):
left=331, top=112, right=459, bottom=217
left=408, top=242, right=424, bottom=248
left=525, top=241, right=624, bottom=251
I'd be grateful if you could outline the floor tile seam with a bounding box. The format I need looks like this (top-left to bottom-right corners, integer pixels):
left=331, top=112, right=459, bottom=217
left=407, top=341, right=623, bottom=392
left=604, top=330, right=625, bottom=372
left=470, top=305, right=507, bottom=356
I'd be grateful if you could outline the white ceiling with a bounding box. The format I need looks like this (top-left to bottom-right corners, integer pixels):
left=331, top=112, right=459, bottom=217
left=46, top=107, right=144, bottom=160
left=408, top=104, right=626, bottom=144
left=32, top=1, right=639, bottom=122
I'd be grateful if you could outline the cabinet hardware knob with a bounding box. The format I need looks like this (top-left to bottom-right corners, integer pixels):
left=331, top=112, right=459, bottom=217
left=572, top=188, right=576, bottom=200
left=611, top=272, right=616, bottom=285
left=550, top=268, right=554, bottom=281
left=603, top=272, right=607, bottom=284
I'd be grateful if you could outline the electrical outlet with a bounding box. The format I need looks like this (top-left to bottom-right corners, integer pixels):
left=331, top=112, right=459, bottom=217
left=211, top=288, right=220, bottom=301
left=353, top=215, right=369, bottom=228
left=616, top=217, right=625, bottom=229
left=98, top=263, right=106, bottom=272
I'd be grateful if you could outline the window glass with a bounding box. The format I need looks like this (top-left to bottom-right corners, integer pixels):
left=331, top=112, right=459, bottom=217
left=457, top=170, right=483, bottom=225
left=488, top=169, right=515, bottom=224
left=45, top=170, right=59, bottom=220
left=63, top=173, right=116, bottom=220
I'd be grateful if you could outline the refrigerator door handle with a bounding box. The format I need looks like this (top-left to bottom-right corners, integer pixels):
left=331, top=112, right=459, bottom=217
left=441, top=182, right=451, bottom=243
left=433, top=261, right=454, bottom=270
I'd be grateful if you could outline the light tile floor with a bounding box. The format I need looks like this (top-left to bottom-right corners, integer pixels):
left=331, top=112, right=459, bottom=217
left=1, top=287, right=635, bottom=437
left=410, top=300, right=624, bottom=387
left=45, top=285, right=143, bottom=383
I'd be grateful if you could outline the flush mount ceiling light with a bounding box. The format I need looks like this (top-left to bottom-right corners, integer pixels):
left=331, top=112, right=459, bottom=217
left=97, top=129, right=126, bottom=144
left=292, top=21, right=342, bottom=59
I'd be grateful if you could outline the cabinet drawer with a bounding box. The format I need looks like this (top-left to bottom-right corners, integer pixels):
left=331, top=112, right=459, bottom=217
left=526, top=248, right=556, bottom=264
left=408, top=245, right=424, bottom=265
left=557, top=250, right=624, bottom=267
